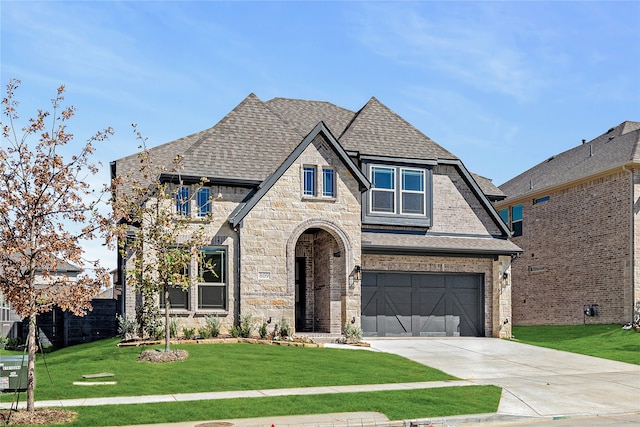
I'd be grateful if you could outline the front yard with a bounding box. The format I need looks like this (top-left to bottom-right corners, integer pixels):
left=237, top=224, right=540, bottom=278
left=0, top=338, right=500, bottom=426
left=512, top=324, right=640, bottom=365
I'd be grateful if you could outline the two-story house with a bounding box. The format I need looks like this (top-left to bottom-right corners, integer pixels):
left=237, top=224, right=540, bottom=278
left=496, top=121, right=640, bottom=326
left=111, top=94, right=521, bottom=338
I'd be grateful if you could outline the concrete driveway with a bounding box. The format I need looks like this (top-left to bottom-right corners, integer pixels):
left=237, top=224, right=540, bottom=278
left=365, top=338, right=640, bottom=420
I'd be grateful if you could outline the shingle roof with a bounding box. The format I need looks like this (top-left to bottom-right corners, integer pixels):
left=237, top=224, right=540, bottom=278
left=362, top=231, right=522, bottom=255
left=265, top=98, right=355, bottom=138
left=500, top=121, right=640, bottom=201
left=340, top=97, right=457, bottom=161
left=470, top=173, right=505, bottom=200
left=113, top=94, right=464, bottom=186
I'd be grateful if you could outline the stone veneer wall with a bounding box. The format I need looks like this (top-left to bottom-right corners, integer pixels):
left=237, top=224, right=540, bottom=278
left=239, top=135, right=362, bottom=333
left=362, top=253, right=512, bottom=338
left=508, top=171, right=631, bottom=325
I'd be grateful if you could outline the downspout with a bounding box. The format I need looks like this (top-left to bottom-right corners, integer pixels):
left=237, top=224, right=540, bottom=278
left=235, top=221, right=242, bottom=325
left=624, top=165, right=635, bottom=324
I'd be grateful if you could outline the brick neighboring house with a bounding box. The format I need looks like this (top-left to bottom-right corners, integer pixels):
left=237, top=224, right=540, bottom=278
left=111, top=94, right=521, bottom=338
left=496, top=121, right=640, bottom=326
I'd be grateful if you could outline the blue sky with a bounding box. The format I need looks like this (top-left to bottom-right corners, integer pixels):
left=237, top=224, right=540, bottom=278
left=2, top=0, right=639, bottom=271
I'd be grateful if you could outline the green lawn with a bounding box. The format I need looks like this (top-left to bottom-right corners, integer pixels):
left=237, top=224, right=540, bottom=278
left=2, top=338, right=454, bottom=401
left=0, top=338, right=501, bottom=425
left=66, top=386, right=502, bottom=427
left=512, top=324, right=640, bottom=365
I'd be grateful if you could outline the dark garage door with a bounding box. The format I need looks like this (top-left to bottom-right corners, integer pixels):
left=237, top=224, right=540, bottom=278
left=361, top=272, right=484, bottom=337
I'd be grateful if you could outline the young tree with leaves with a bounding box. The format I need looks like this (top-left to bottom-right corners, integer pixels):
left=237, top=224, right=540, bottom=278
left=111, top=127, right=211, bottom=353
left=0, top=79, right=111, bottom=411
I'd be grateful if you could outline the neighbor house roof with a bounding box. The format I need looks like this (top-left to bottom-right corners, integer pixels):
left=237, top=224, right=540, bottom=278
left=500, top=121, right=640, bottom=202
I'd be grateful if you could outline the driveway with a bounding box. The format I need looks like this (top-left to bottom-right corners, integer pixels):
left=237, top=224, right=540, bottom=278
left=365, top=338, right=640, bottom=419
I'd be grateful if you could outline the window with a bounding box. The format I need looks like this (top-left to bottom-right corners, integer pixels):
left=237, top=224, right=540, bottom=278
left=160, top=287, right=189, bottom=310
left=371, top=166, right=396, bottom=213
left=175, top=186, right=190, bottom=216
left=303, top=166, right=316, bottom=196
left=401, top=169, right=425, bottom=215
left=511, top=204, right=523, bottom=237
left=197, top=187, right=211, bottom=217
left=498, top=208, right=509, bottom=225
left=322, top=168, right=335, bottom=198
left=198, top=247, right=227, bottom=310
left=533, top=195, right=550, bottom=204
left=364, top=164, right=432, bottom=226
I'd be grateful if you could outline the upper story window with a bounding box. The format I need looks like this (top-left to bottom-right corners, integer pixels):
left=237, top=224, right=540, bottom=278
left=511, top=204, right=523, bottom=237
left=302, top=165, right=336, bottom=200
left=303, top=166, right=316, bottom=196
left=322, top=167, right=335, bottom=198
left=175, top=186, right=190, bottom=216
left=197, top=187, right=211, bottom=217
left=364, top=163, right=432, bottom=227
left=499, top=204, right=523, bottom=237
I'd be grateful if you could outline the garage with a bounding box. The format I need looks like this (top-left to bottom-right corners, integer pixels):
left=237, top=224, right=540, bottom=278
left=361, top=272, right=484, bottom=337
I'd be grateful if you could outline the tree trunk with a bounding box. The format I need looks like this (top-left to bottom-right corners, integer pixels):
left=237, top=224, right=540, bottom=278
left=26, top=313, right=37, bottom=411
left=164, top=285, right=170, bottom=352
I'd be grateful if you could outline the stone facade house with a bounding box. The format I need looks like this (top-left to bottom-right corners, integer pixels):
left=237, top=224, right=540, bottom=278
left=496, top=121, right=640, bottom=326
left=111, top=95, right=520, bottom=338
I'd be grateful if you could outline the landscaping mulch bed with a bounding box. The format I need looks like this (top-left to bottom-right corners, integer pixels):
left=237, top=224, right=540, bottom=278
left=138, top=349, right=189, bottom=363
left=0, top=409, right=77, bottom=425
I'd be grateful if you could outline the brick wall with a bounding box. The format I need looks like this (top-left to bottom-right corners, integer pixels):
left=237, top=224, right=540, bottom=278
left=508, top=171, right=631, bottom=325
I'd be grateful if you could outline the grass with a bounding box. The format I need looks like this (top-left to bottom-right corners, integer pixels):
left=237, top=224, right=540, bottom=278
left=1, top=338, right=454, bottom=401
left=65, top=386, right=502, bottom=426
left=512, top=324, right=640, bottom=365
left=0, top=338, right=502, bottom=425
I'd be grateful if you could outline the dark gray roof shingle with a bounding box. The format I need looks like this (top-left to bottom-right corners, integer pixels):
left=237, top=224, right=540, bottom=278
left=500, top=121, right=640, bottom=200
left=340, top=97, right=457, bottom=161
left=362, top=231, right=521, bottom=255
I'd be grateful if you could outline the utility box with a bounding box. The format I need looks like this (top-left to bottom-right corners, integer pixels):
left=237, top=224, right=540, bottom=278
left=0, top=356, right=28, bottom=392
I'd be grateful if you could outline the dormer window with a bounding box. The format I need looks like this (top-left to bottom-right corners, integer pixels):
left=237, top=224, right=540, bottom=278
left=363, top=163, right=432, bottom=227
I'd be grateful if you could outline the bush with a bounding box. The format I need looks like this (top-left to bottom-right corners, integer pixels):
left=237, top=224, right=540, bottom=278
left=197, top=327, right=212, bottom=339
left=182, top=327, right=195, bottom=340
left=238, top=314, right=253, bottom=338
left=205, top=315, right=221, bottom=338
left=169, top=317, right=179, bottom=338
left=229, top=326, right=239, bottom=338
left=343, top=322, right=363, bottom=344
left=116, top=314, right=137, bottom=341
left=279, top=318, right=291, bottom=338
left=258, top=322, right=268, bottom=339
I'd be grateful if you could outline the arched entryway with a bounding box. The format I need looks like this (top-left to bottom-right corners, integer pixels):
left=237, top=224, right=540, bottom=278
left=287, top=220, right=352, bottom=334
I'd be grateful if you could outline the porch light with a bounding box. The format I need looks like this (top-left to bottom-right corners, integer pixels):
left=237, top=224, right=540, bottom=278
left=354, top=265, right=362, bottom=281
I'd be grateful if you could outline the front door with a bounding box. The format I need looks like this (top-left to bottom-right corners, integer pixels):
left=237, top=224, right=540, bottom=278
left=295, top=257, right=306, bottom=331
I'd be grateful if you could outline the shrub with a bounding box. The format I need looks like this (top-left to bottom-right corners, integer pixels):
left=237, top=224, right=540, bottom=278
left=182, top=327, right=195, bottom=340
left=169, top=317, right=179, bottom=338
left=116, top=314, right=137, bottom=341
left=238, top=314, right=253, bottom=338
left=279, top=318, right=291, bottom=338
left=230, top=326, right=240, bottom=338
left=205, top=315, right=221, bottom=338
left=343, top=322, right=363, bottom=344
left=258, top=322, right=268, bottom=339
left=198, top=327, right=212, bottom=339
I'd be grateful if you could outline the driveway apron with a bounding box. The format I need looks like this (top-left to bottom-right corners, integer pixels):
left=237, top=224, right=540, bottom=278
left=365, top=338, right=640, bottom=419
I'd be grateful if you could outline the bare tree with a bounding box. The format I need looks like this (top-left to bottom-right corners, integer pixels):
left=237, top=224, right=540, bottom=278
left=0, top=79, right=111, bottom=411
left=111, top=126, right=210, bottom=353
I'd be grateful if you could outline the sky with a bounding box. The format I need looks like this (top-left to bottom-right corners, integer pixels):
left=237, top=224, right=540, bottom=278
left=1, top=0, right=639, bottom=275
